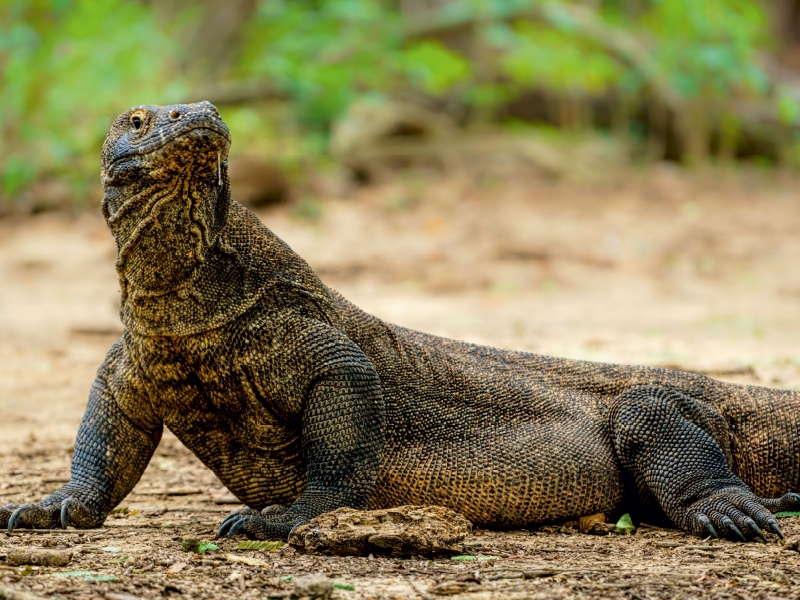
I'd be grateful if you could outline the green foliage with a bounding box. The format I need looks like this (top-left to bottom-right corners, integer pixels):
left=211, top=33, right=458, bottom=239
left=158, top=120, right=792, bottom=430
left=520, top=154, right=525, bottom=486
left=403, top=40, right=472, bottom=94
left=182, top=539, right=221, bottom=554
left=237, top=0, right=404, bottom=130
left=613, top=513, right=636, bottom=534
left=0, top=0, right=793, bottom=207
left=638, top=0, right=769, bottom=96
left=0, top=0, right=186, bottom=199
left=501, top=21, right=624, bottom=93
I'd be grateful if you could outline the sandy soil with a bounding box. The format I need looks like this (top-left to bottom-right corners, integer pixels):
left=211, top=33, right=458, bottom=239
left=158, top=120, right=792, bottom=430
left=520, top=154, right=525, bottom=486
left=1, top=166, right=800, bottom=598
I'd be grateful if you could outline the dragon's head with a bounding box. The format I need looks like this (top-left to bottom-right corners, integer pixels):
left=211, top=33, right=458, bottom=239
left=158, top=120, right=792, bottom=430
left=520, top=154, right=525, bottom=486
left=100, top=101, right=232, bottom=292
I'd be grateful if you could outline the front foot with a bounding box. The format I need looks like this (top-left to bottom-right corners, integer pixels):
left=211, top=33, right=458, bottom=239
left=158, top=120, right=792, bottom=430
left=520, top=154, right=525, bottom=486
left=216, top=505, right=307, bottom=541
left=684, top=488, right=800, bottom=542
left=1, top=495, right=104, bottom=532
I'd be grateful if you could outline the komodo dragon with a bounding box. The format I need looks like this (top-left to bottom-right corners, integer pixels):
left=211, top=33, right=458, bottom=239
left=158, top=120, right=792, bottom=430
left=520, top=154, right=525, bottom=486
left=2, top=102, right=798, bottom=543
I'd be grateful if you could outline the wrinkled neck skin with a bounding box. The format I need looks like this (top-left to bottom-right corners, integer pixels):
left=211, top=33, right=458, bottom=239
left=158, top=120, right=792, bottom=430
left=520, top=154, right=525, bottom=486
left=102, top=157, right=253, bottom=337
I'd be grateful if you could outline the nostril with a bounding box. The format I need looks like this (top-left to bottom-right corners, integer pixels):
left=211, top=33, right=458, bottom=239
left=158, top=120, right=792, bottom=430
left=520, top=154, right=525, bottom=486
left=170, top=110, right=181, bottom=120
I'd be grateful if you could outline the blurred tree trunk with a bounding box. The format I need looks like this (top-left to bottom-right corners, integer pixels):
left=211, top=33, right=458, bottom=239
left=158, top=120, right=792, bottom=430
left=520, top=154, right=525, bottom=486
left=765, top=0, right=800, bottom=69
left=141, top=0, right=258, bottom=78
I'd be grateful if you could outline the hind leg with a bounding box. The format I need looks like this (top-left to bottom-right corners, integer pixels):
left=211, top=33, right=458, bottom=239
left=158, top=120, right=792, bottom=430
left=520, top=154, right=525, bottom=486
left=610, top=385, right=800, bottom=541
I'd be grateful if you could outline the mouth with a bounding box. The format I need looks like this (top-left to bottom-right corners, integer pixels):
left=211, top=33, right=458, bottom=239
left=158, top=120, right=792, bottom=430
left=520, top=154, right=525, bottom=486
left=109, top=124, right=232, bottom=168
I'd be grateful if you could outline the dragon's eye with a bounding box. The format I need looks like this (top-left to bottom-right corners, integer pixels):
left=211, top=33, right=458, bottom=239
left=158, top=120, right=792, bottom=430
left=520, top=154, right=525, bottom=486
left=131, top=116, right=143, bottom=130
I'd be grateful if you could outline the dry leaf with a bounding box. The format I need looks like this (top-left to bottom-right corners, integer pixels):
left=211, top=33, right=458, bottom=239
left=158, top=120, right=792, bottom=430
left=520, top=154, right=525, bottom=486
left=578, top=513, right=606, bottom=534
left=226, top=553, right=268, bottom=567
left=167, top=561, right=187, bottom=574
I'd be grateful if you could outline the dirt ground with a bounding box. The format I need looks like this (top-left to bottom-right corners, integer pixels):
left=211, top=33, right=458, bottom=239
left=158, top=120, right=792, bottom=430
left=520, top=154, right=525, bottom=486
left=2, top=166, right=800, bottom=599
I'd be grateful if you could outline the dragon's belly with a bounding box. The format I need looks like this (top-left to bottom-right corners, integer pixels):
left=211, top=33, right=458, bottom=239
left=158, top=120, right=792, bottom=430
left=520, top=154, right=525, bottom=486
left=370, top=413, right=624, bottom=526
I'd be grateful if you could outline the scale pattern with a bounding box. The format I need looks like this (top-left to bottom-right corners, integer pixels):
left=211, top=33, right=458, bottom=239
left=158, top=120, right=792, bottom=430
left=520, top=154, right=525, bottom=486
left=2, top=102, right=799, bottom=541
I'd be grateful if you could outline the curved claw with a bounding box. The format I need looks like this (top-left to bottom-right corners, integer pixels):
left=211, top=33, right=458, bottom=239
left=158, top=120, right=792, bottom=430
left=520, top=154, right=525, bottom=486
left=219, top=512, right=240, bottom=530
left=744, top=518, right=767, bottom=542
left=60, top=502, right=69, bottom=530
left=703, top=520, right=719, bottom=539
left=216, top=516, right=237, bottom=539
left=8, top=505, right=28, bottom=532
left=227, top=516, right=249, bottom=538
left=721, top=517, right=746, bottom=542
left=769, top=521, right=784, bottom=539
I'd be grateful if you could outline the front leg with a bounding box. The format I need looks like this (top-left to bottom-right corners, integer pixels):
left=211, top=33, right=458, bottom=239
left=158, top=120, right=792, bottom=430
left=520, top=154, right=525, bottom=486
left=611, top=385, right=800, bottom=541
left=1, top=341, right=162, bottom=531
left=218, top=335, right=385, bottom=540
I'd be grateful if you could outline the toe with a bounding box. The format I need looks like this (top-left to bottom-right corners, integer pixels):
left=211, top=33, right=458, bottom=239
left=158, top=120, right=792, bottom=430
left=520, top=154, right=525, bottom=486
left=693, top=513, right=719, bottom=539
left=227, top=516, right=250, bottom=538
left=217, top=508, right=258, bottom=538
left=715, top=514, right=745, bottom=542
left=769, top=521, right=784, bottom=539
left=0, top=504, right=21, bottom=529
left=8, top=505, right=31, bottom=532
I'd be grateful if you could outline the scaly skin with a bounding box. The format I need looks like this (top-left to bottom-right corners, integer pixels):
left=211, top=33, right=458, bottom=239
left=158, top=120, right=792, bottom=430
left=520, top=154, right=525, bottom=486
left=2, top=102, right=798, bottom=542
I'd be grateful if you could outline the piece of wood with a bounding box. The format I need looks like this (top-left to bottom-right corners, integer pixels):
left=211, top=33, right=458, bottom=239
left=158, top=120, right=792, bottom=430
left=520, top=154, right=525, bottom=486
left=5, top=529, right=107, bottom=535
left=6, top=548, right=72, bottom=567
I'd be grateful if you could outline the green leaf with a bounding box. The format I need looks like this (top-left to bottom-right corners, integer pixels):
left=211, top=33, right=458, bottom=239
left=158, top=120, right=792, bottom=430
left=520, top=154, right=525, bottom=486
left=450, top=554, right=500, bottom=561
left=775, top=511, right=800, bottom=517
left=333, top=582, right=356, bottom=590
left=86, top=574, right=119, bottom=582
left=236, top=540, right=285, bottom=551
left=20, top=565, right=34, bottom=577
left=181, top=539, right=200, bottom=553
left=281, top=575, right=294, bottom=581
left=182, top=539, right=221, bottom=554
left=614, top=513, right=636, bottom=535
left=54, top=570, right=99, bottom=578
left=198, top=542, right=221, bottom=555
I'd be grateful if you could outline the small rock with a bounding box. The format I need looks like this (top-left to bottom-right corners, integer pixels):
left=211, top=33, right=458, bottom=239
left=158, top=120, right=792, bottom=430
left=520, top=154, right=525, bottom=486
left=7, top=548, right=72, bottom=567
left=770, top=569, right=790, bottom=585
left=785, top=536, right=800, bottom=552
left=293, top=573, right=333, bottom=599
left=288, top=505, right=472, bottom=556
left=124, top=555, right=138, bottom=567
